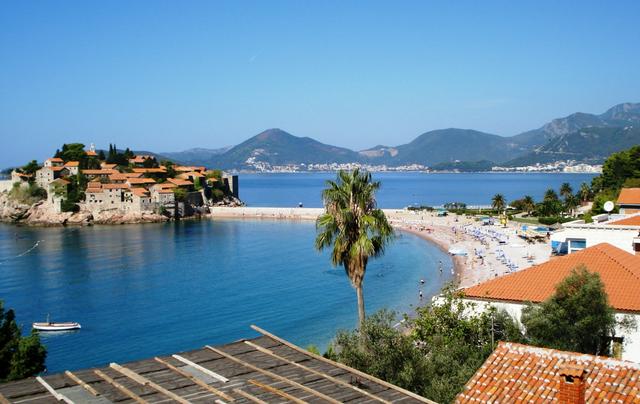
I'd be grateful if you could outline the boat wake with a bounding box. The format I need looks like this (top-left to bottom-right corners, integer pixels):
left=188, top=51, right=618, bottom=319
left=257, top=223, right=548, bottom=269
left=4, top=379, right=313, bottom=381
left=0, top=240, right=43, bottom=264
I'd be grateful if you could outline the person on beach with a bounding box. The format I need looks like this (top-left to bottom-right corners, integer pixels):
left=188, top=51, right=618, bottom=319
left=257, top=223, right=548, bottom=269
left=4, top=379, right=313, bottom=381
left=419, top=290, right=423, bottom=300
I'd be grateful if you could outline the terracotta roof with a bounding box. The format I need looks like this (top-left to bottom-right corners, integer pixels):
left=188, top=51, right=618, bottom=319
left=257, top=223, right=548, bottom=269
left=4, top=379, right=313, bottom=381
left=102, top=184, right=129, bottom=190
left=108, top=173, right=128, bottom=181
left=85, top=188, right=102, bottom=193
left=47, top=157, right=63, bottom=162
left=618, top=188, right=640, bottom=205
left=126, top=178, right=156, bottom=185
left=457, top=341, right=640, bottom=403
left=82, top=169, right=116, bottom=175
left=50, top=166, right=66, bottom=172
left=85, top=150, right=97, bottom=156
left=130, top=188, right=150, bottom=197
left=167, top=178, right=193, bottom=187
left=14, top=172, right=32, bottom=178
left=463, top=243, right=640, bottom=313
left=123, top=172, right=143, bottom=178
left=63, top=161, right=79, bottom=167
left=609, top=214, right=640, bottom=226
left=178, top=171, right=205, bottom=179
left=100, top=163, right=117, bottom=169
left=129, top=155, right=153, bottom=163
left=87, top=180, right=102, bottom=188
left=153, top=182, right=176, bottom=189
left=132, top=167, right=167, bottom=173
left=156, top=189, right=175, bottom=194
left=50, top=178, right=69, bottom=185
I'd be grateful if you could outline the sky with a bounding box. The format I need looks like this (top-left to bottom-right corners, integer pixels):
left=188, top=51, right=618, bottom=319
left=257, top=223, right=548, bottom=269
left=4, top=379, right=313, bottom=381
left=1, top=1, right=639, bottom=167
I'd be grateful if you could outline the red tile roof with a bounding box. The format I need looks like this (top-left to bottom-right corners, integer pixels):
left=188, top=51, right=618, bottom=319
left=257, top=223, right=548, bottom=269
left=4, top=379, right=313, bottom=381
left=463, top=243, right=640, bottom=313
left=102, top=184, right=129, bottom=189
left=618, top=188, right=640, bottom=205
left=167, top=178, right=193, bottom=187
left=126, top=178, right=156, bottom=185
left=47, top=157, right=63, bottom=162
left=609, top=215, right=640, bottom=226
left=82, top=169, right=116, bottom=175
left=457, top=342, right=640, bottom=403
left=85, top=150, right=97, bottom=156
left=132, top=167, right=167, bottom=173
left=101, top=163, right=117, bottom=169
left=130, top=188, right=150, bottom=197
left=153, top=182, right=176, bottom=190
left=63, top=161, right=79, bottom=167
left=109, top=173, right=128, bottom=181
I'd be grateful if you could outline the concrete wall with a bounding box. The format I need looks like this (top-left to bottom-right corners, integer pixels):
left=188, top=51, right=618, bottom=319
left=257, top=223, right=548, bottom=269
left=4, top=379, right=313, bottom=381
left=551, top=227, right=638, bottom=254
left=464, top=298, right=640, bottom=363
left=0, top=180, right=14, bottom=193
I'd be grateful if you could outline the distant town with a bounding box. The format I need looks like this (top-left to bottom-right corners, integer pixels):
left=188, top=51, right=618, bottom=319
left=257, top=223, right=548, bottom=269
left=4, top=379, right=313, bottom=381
left=237, top=160, right=602, bottom=173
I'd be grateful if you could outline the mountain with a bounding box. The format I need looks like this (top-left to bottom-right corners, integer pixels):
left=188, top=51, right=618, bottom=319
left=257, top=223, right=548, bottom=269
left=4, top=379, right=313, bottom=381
left=512, top=102, right=640, bottom=149
left=205, top=128, right=362, bottom=168
left=154, top=102, right=640, bottom=170
left=382, top=129, right=521, bottom=166
left=160, top=147, right=232, bottom=166
left=504, top=125, right=640, bottom=166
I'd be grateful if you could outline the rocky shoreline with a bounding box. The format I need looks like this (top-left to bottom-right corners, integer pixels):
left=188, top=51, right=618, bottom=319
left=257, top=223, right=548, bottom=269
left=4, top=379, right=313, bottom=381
left=0, top=192, right=243, bottom=226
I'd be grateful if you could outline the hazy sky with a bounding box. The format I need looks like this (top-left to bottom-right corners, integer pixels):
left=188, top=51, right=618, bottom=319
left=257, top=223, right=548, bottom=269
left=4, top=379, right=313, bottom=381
left=1, top=1, right=639, bottom=166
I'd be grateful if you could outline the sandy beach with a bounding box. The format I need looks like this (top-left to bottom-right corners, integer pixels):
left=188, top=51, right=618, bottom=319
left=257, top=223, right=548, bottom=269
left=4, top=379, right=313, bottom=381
left=210, top=207, right=551, bottom=289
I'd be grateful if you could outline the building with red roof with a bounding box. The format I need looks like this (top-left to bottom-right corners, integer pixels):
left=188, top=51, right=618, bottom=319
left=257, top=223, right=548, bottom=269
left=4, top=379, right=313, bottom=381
left=457, top=341, right=640, bottom=403
left=618, top=188, right=640, bottom=215
left=462, top=243, right=640, bottom=362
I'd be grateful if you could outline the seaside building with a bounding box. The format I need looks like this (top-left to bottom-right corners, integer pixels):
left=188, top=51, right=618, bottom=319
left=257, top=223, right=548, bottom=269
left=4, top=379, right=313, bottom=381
left=462, top=243, right=640, bottom=362
left=35, top=166, right=67, bottom=189
left=550, top=213, right=640, bottom=255
left=618, top=188, right=640, bottom=214
left=457, top=341, right=640, bottom=402
left=62, top=160, right=79, bottom=176
left=0, top=326, right=433, bottom=403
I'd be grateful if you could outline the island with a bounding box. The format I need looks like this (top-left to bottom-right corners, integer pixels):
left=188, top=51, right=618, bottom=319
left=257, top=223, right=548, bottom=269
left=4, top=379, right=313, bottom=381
left=0, top=143, right=242, bottom=225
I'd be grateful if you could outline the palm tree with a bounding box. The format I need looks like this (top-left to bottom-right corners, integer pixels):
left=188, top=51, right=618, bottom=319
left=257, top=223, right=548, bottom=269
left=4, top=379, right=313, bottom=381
left=560, top=183, right=573, bottom=200
left=491, top=193, right=506, bottom=213
left=564, top=193, right=579, bottom=217
left=522, top=195, right=535, bottom=216
left=315, top=169, right=394, bottom=329
left=579, top=182, right=592, bottom=203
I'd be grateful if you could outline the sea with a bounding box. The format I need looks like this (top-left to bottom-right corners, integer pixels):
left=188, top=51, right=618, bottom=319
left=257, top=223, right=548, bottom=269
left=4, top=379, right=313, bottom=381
left=0, top=172, right=596, bottom=373
left=239, top=172, right=597, bottom=208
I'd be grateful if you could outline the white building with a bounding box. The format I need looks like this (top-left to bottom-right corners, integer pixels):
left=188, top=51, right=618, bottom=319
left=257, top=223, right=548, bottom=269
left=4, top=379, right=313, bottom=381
left=462, top=243, right=640, bottom=363
left=551, top=213, right=640, bottom=255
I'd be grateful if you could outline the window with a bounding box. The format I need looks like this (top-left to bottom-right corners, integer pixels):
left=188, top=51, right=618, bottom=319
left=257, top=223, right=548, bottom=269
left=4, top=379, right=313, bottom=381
left=568, top=239, right=586, bottom=253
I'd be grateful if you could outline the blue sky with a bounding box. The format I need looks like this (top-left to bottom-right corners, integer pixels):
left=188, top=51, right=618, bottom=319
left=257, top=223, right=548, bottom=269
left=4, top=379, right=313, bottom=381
left=1, top=1, right=639, bottom=166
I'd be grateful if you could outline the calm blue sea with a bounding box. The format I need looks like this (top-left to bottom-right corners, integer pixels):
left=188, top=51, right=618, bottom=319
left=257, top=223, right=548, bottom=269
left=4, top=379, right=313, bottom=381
left=0, top=220, right=449, bottom=373
left=239, top=172, right=597, bottom=208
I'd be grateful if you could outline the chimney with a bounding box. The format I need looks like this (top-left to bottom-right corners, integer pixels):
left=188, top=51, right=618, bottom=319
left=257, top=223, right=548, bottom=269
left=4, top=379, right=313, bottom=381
left=558, top=365, right=586, bottom=404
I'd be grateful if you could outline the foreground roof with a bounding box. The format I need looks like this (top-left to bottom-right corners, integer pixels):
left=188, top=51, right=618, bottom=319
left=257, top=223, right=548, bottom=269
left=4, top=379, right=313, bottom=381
left=618, top=188, right=640, bottom=205
left=463, top=243, right=640, bottom=313
left=609, top=214, right=640, bottom=226
left=0, top=326, right=433, bottom=403
left=457, top=341, right=640, bottom=403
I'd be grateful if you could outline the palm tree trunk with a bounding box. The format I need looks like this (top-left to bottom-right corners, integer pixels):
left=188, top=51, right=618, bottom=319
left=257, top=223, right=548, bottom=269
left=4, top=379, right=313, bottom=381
left=356, top=284, right=365, bottom=329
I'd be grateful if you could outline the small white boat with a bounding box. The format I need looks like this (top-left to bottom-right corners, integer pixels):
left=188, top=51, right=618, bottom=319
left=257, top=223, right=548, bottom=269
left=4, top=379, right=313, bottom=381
left=33, top=315, right=81, bottom=331
left=32, top=322, right=81, bottom=331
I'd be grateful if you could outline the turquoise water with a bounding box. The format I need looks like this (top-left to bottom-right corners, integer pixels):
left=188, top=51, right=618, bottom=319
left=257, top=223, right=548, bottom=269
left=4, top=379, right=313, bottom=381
left=240, top=172, right=597, bottom=208
left=0, top=220, right=450, bottom=373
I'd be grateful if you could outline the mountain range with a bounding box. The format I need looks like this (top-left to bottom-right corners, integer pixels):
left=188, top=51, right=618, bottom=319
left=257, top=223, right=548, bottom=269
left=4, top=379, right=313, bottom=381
left=157, top=102, right=640, bottom=170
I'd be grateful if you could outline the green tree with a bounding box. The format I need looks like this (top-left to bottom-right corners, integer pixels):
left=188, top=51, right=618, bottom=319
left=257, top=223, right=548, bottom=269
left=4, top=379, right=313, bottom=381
left=579, top=182, right=592, bottom=203
left=315, top=169, right=394, bottom=329
left=563, top=194, right=579, bottom=216
left=327, top=310, right=430, bottom=394
left=411, top=289, right=522, bottom=403
left=592, top=145, right=640, bottom=193
left=522, top=195, right=535, bottom=216
left=58, top=143, right=86, bottom=163
left=521, top=266, right=626, bottom=356
left=19, top=160, right=40, bottom=177
left=559, top=183, right=573, bottom=200
left=491, top=193, right=505, bottom=212
left=0, top=301, right=46, bottom=382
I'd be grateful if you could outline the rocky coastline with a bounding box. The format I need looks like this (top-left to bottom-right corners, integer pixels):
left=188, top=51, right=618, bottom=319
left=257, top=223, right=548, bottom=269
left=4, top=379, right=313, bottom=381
left=0, top=192, right=243, bottom=226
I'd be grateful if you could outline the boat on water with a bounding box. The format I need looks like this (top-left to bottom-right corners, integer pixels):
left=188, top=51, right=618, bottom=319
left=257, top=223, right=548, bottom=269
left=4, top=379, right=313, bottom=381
left=32, top=322, right=81, bottom=331
left=32, top=315, right=81, bottom=331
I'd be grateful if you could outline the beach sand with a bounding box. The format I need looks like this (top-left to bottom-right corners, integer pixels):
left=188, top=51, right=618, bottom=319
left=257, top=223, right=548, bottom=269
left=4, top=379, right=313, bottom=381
left=210, top=207, right=551, bottom=289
